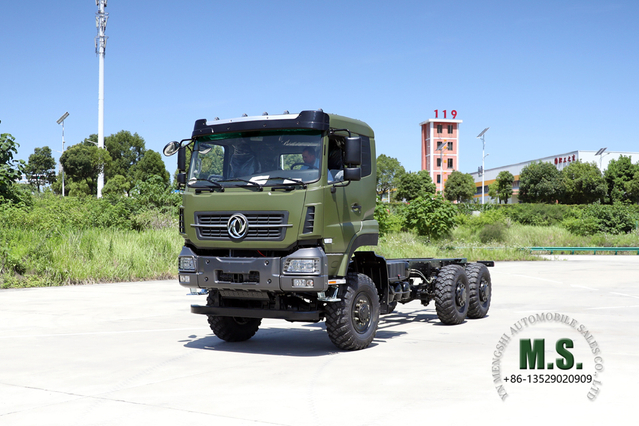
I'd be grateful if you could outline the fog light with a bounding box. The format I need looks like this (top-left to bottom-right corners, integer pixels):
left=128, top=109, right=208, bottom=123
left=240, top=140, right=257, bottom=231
left=179, top=275, right=190, bottom=283
left=293, top=278, right=314, bottom=288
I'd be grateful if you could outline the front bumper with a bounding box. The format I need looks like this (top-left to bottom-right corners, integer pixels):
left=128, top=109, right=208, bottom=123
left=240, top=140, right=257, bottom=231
left=177, top=246, right=329, bottom=293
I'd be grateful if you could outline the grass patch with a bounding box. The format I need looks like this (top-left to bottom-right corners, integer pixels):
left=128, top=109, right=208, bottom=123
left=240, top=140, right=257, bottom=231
left=1, top=227, right=182, bottom=288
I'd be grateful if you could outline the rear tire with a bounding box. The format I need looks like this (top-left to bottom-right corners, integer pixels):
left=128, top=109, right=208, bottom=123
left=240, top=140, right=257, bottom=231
left=465, top=263, right=492, bottom=319
left=434, top=265, right=469, bottom=325
left=325, top=272, right=380, bottom=350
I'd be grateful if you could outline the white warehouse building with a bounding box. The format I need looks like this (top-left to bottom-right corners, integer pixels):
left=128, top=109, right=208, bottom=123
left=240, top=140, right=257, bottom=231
left=469, top=150, right=639, bottom=204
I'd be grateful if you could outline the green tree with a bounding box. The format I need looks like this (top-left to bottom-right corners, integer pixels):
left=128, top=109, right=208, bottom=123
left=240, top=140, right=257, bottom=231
left=60, top=144, right=112, bottom=196
left=376, top=154, right=405, bottom=200
left=25, top=146, right=56, bottom=192
left=0, top=133, right=26, bottom=202
left=104, top=130, right=146, bottom=182
left=603, top=155, right=638, bottom=203
left=494, top=170, right=514, bottom=204
left=624, top=169, right=639, bottom=203
left=102, top=174, right=131, bottom=197
left=518, top=161, right=561, bottom=203
left=395, top=170, right=436, bottom=202
left=404, top=195, right=457, bottom=240
left=444, top=170, right=476, bottom=203
left=130, top=150, right=170, bottom=186
left=559, top=160, right=606, bottom=204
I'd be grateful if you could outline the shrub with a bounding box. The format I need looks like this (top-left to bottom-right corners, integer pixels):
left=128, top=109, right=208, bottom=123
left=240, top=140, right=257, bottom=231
left=478, top=223, right=507, bottom=243
left=503, top=203, right=573, bottom=226
left=404, top=195, right=457, bottom=240
left=562, top=203, right=638, bottom=236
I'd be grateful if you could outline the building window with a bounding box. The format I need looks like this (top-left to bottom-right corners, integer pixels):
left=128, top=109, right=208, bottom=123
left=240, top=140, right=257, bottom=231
left=447, top=124, right=453, bottom=134
left=437, top=158, right=442, bottom=167
left=447, top=141, right=453, bottom=150
left=437, top=174, right=441, bottom=184
left=447, top=158, right=454, bottom=169
left=436, top=141, right=444, bottom=150
left=437, top=124, right=443, bottom=134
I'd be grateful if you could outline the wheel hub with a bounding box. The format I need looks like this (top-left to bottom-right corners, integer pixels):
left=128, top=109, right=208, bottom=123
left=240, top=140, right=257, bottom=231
left=479, top=279, right=489, bottom=302
left=353, top=295, right=372, bottom=332
left=455, top=281, right=466, bottom=308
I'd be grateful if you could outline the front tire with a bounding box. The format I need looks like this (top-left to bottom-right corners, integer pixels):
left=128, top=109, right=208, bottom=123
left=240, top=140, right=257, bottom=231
left=434, top=265, right=469, bottom=325
left=325, top=272, right=380, bottom=350
left=207, top=316, right=262, bottom=342
left=206, top=290, right=261, bottom=342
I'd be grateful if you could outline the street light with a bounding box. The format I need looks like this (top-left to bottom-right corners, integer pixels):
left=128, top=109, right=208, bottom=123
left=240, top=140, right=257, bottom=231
left=56, top=112, right=69, bottom=197
left=477, top=127, right=490, bottom=204
left=595, top=147, right=610, bottom=172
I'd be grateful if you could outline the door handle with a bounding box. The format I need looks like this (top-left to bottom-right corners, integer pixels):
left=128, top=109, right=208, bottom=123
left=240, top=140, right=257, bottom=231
left=351, top=203, right=362, bottom=214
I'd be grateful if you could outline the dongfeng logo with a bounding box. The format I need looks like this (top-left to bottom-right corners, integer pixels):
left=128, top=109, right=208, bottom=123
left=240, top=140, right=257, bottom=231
left=227, top=214, right=248, bottom=239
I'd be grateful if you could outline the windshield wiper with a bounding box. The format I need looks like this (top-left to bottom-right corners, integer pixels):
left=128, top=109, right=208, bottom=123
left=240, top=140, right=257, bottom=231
left=188, top=178, right=224, bottom=192
left=218, top=178, right=263, bottom=191
left=267, top=176, right=307, bottom=189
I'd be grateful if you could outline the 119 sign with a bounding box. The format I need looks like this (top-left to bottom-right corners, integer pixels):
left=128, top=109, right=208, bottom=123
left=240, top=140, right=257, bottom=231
left=434, top=110, right=457, bottom=119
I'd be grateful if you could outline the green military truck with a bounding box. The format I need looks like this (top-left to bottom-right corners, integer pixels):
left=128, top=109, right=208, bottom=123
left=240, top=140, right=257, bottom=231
left=164, top=110, right=493, bottom=350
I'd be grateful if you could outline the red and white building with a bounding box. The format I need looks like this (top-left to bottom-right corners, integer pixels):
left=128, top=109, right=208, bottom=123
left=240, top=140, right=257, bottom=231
left=420, top=118, right=462, bottom=193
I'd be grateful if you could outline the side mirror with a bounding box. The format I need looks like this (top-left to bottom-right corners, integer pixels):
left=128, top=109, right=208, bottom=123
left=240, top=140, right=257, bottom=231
left=177, top=146, right=186, bottom=171
left=344, top=136, right=362, bottom=166
left=344, top=167, right=361, bottom=181
left=163, top=141, right=180, bottom=157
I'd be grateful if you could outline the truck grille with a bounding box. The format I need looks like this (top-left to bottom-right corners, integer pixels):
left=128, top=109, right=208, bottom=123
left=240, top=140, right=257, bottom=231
left=193, top=211, right=291, bottom=241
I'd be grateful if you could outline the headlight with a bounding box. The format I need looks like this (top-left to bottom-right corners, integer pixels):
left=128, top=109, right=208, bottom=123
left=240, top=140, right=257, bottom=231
left=178, top=256, right=197, bottom=272
left=283, top=258, right=320, bottom=274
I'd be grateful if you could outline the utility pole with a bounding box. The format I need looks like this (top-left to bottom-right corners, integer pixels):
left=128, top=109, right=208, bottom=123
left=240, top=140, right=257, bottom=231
left=96, top=0, right=108, bottom=198
left=477, top=127, right=489, bottom=204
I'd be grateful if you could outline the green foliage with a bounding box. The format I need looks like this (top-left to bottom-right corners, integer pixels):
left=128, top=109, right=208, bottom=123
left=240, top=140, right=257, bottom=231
left=494, top=170, right=514, bottom=204
left=376, top=154, right=405, bottom=198
left=562, top=203, right=639, bottom=236
left=404, top=195, right=457, bottom=240
left=456, top=209, right=507, bottom=231
left=60, top=143, right=112, bottom=195
left=374, top=202, right=404, bottom=236
left=130, top=150, right=170, bottom=186
left=559, top=160, right=606, bottom=204
left=104, top=131, right=146, bottom=182
left=603, top=155, right=639, bottom=203
left=502, top=203, right=573, bottom=226
left=1, top=133, right=27, bottom=202
left=444, top=170, right=475, bottom=203
left=25, top=146, right=56, bottom=192
left=395, top=170, right=436, bottom=202
left=478, top=223, right=507, bottom=243
left=130, top=175, right=181, bottom=212
left=102, top=174, right=131, bottom=197
left=519, top=161, right=561, bottom=203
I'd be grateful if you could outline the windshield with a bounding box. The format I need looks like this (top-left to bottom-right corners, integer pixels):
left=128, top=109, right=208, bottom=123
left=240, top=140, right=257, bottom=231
left=188, top=130, right=323, bottom=187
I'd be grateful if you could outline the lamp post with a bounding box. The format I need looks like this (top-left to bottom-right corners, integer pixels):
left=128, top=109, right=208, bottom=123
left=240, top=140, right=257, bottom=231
left=477, top=127, right=489, bottom=204
left=56, top=112, right=69, bottom=197
left=595, top=147, right=609, bottom=172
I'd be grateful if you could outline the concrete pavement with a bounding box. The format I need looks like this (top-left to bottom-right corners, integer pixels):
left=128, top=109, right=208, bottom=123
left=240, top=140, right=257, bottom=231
left=0, top=256, right=636, bottom=425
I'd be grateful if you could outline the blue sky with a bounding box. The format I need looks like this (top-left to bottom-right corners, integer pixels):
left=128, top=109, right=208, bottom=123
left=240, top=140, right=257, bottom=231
left=1, top=1, right=638, bottom=176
